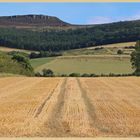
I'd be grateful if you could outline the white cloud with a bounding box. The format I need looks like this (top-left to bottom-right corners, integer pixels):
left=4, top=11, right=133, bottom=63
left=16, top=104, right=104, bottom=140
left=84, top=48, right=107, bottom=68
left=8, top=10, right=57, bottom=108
left=117, top=12, right=140, bottom=22
left=127, top=12, right=140, bottom=21
left=87, top=11, right=140, bottom=25
left=87, top=16, right=113, bottom=24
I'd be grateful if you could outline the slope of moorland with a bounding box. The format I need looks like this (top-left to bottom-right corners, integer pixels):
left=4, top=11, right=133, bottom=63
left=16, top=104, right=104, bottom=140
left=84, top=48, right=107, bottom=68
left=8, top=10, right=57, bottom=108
left=0, top=15, right=140, bottom=51
left=0, top=14, right=70, bottom=27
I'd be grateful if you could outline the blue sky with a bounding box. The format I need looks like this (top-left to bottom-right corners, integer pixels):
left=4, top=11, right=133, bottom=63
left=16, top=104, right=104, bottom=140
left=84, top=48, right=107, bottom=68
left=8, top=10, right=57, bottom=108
left=0, top=3, right=140, bottom=24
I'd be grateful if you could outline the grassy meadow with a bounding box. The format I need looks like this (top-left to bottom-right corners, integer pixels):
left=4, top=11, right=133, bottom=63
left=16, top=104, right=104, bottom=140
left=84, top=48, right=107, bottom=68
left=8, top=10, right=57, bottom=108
left=31, top=55, right=132, bottom=75
left=28, top=42, right=134, bottom=75
left=30, top=57, right=55, bottom=69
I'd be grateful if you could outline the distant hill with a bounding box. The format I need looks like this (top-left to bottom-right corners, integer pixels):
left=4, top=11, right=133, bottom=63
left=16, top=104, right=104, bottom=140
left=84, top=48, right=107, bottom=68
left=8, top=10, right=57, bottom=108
left=0, top=14, right=70, bottom=27
left=0, top=15, right=140, bottom=52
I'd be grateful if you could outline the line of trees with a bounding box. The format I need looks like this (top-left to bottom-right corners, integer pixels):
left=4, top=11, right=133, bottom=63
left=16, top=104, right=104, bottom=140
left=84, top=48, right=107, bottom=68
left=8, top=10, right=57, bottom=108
left=12, top=54, right=34, bottom=75
left=131, top=40, right=140, bottom=76
left=0, top=20, right=140, bottom=51
left=29, top=51, right=62, bottom=59
left=35, top=69, right=135, bottom=77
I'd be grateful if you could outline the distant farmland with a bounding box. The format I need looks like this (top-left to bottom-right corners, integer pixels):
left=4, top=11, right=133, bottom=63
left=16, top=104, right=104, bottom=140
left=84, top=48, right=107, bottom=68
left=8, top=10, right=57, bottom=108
left=0, top=46, right=37, bottom=54
left=30, top=42, right=135, bottom=75
left=31, top=55, right=132, bottom=75
left=0, top=77, right=139, bottom=137
left=30, top=57, right=55, bottom=69
left=87, top=42, right=135, bottom=49
left=63, top=42, right=135, bottom=56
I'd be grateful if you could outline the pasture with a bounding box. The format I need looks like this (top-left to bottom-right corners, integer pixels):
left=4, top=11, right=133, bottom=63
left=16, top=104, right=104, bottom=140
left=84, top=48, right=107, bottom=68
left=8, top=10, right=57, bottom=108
left=30, top=57, right=55, bottom=69
left=63, top=42, right=135, bottom=56
left=31, top=55, right=133, bottom=75
left=88, top=42, right=135, bottom=49
left=0, top=77, right=139, bottom=137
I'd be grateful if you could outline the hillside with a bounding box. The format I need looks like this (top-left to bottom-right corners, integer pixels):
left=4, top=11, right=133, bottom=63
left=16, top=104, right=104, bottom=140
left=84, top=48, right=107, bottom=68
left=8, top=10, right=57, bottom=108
left=63, top=42, right=136, bottom=56
left=0, top=15, right=70, bottom=27
left=0, top=52, right=34, bottom=76
left=0, top=15, right=140, bottom=51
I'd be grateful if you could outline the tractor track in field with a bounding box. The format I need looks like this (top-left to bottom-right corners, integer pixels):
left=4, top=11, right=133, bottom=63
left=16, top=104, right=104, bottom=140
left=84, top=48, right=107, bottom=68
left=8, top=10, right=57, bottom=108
left=41, top=78, right=68, bottom=137
left=34, top=82, right=59, bottom=118
left=0, top=77, right=139, bottom=137
left=43, top=77, right=101, bottom=137
left=59, top=78, right=95, bottom=136
left=77, top=78, right=110, bottom=135
left=45, top=78, right=97, bottom=137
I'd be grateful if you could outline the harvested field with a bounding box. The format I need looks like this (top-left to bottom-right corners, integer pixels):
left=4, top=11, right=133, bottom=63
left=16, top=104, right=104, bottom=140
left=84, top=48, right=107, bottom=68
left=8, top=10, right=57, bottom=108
left=0, top=46, right=38, bottom=54
left=0, top=77, right=139, bottom=137
left=0, top=77, right=63, bottom=136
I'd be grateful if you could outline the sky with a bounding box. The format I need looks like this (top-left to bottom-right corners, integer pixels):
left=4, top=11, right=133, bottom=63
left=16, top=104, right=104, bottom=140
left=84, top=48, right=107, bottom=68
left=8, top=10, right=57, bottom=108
left=0, top=3, right=140, bottom=25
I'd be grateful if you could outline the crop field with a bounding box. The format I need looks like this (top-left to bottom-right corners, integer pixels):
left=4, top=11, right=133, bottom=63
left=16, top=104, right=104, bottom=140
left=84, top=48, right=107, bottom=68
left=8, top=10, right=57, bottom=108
left=0, top=77, right=139, bottom=137
left=88, top=42, right=136, bottom=49
left=31, top=55, right=132, bottom=75
left=30, top=57, right=55, bottom=69
left=63, top=42, right=135, bottom=56
left=0, top=46, right=38, bottom=54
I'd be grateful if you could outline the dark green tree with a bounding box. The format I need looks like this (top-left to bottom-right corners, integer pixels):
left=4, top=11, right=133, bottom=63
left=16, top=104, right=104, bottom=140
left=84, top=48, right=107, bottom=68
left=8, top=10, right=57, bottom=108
left=131, top=41, right=140, bottom=75
left=42, top=69, right=54, bottom=77
left=12, top=54, right=34, bottom=75
left=1, top=20, right=140, bottom=52
left=69, top=73, right=80, bottom=77
left=117, top=49, right=123, bottom=55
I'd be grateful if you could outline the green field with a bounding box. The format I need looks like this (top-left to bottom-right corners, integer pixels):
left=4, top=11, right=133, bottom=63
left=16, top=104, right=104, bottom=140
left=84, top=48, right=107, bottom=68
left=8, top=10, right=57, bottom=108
left=30, top=42, right=135, bottom=75
left=31, top=56, right=133, bottom=75
left=30, top=57, right=55, bottom=69
left=63, top=42, right=135, bottom=56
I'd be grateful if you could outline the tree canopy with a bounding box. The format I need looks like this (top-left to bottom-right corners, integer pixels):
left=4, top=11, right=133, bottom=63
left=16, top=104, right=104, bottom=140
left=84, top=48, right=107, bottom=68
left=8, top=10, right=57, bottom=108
left=131, top=41, right=140, bottom=75
left=0, top=20, right=140, bottom=52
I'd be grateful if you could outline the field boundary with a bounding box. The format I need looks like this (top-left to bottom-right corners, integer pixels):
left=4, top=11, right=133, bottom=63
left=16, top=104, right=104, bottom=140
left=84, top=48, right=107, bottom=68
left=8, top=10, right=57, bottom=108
left=58, top=55, right=130, bottom=59
left=35, top=58, right=57, bottom=72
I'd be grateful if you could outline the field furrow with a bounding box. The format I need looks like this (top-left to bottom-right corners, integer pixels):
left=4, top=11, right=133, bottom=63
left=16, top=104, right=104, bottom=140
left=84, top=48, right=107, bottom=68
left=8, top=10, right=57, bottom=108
left=37, top=78, right=67, bottom=136
left=0, top=77, right=63, bottom=136
left=0, top=77, right=139, bottom=137
left=48, top=78, right=96, bottom=137
left=79, top=77, right=140, bottom=137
